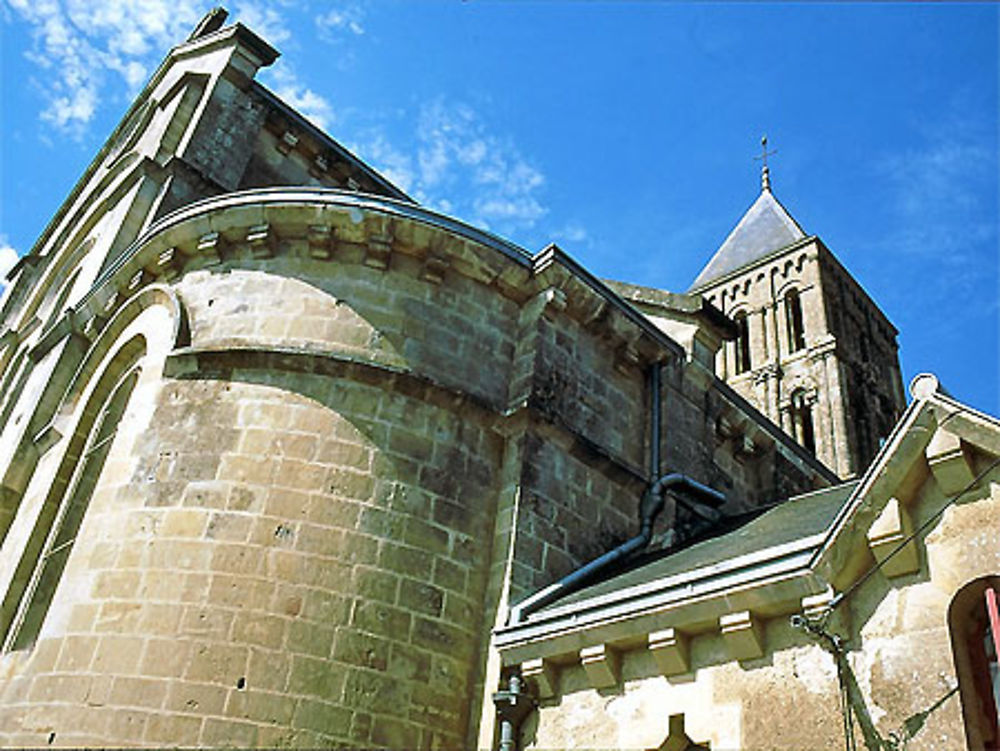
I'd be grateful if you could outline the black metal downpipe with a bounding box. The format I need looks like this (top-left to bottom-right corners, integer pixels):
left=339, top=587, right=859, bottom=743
left=650, top=361, right=661, bottom=476
left=492, top=673, right=534, bottom=751
left=507, top=362, right=726, bottom=626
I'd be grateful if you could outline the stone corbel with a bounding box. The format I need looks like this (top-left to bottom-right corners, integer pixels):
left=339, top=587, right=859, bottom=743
left=494, top=263, right=533, bottom=298
left=246, top=223, right=276, bottom=259
left=521, top=657, right=558, bottom=699
left=648, top=627, right=690, bottom=676
left=716, top=413, right=738, bottom=441
left=151, top=247, right=187, bottom=280
left=364, top=232, right=393, bottom=270
left=579, top=644, right=620, bottom=689
left=578, top=297, right=608, bottom=329
left=615, top=341, right=642, bottom=375
left=538, top=287, right=567, bottom=319
left=81, top=313, right=108, bottom=342
left=307, top=225, right=334, bottom=259
left=736, top=434, right=758, bottom=457
left=309, top=154, right=329, bottom=179
left=126, top=269, right=153, bottom=294
left=420, top=254, right=449, bottom=285
left=102, top=290, right=121, bottom=318
left=866, top=497, right=919, bottom=578
left=196, top=232, right=224, bottom=265
left=926, top=427, right=975, bottom=495
left=719, top=610, right=764, bottom=661
left=276, top=130, right=298, bottom=155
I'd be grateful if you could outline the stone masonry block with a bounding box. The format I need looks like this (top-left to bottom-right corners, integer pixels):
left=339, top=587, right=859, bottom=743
left=521, top=657, right=558, bottom=699
left=579, top=644, right=620, bottom=689
left=648, top=627, right=690, bottom=676
left=719, top=610, right=764, bottom=661
left=866, top=497, right=919, bottom=578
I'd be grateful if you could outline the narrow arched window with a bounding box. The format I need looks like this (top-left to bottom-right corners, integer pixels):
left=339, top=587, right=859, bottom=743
left=734, top=312, right=751, bottom=374
left=790, top=389, right=815, bottom=454
left=950, top=577, right=1000, bottom=749
left=785, top=289, right=806, bottom=352
left=3, top=365, right=140, bottom=650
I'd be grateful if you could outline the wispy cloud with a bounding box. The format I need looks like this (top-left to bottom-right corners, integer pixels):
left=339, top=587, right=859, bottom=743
left=233, top=0, right=292, bottom=46
left=553, top=223, right=590, bottom=247
left=316, top=5, right=365, bottom=39
left=879, top=142, right=993, bottom=232
left=5, top=2, right=549, bottom=242
left=263, top=64, right=335, bottom=131
left=872, top=112, right=997, bottom=298
left=355, top=98, right=548, bottom=236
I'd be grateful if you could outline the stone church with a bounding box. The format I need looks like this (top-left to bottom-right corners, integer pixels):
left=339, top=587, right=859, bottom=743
left=0, top=13, right=997, bottom=751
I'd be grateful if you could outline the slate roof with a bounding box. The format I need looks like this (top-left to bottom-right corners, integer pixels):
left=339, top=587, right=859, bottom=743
left=533, top=480, right=859, bottom=614
left=689, top=188, right=807, bottom=291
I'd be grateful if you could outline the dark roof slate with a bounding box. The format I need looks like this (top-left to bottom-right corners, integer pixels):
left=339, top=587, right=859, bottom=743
left=539, top=481, right=858, bottom=612
left=690, top=189, right=807, bottom=291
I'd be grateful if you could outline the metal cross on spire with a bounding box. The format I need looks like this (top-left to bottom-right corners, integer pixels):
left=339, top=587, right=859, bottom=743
left=754, top=135, right=777, bottom=192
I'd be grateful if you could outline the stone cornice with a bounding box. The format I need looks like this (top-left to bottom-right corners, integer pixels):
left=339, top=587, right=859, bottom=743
left=63, top=188, right=685, bottom=375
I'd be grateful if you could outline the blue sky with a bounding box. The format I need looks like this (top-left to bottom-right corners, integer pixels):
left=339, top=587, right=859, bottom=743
left=1, top=1, right=997, bottom=414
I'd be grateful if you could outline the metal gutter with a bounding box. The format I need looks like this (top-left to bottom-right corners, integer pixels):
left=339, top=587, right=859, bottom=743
left=495, top=532, right=826, bottom=652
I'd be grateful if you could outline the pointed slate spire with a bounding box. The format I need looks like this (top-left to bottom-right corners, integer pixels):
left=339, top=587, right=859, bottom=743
left=689, top=138, right=806, bottom=291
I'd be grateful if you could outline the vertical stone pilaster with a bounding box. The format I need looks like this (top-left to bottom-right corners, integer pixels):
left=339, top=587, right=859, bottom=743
left=825, top=354, right=853, bottom=477
left=753, top=307, right=769, bottom=365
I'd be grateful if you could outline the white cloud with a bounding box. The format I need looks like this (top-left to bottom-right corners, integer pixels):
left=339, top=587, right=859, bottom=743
left=6, top=0, right=309, bottom=136
left=356, top=133, right=417, bottom=193
left=353, top=99, right=548, bottom=235
left=553, top=223, right=589, bottom=245
left=0, top=242, right=20, bottom=290
left=7, top=0, right=336, bottom=140
left=876, top=131, right=995, bottom=265
left=232, top=0, right=292, bottom=45
left=262, top=64, right=335, bottom=131
left=871, top=111, right=997, bottom=302
left=316, top=5, right=365, bottom=39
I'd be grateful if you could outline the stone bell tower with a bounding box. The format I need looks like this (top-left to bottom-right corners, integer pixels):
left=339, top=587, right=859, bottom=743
left=689, top=139, right=905, bottom=479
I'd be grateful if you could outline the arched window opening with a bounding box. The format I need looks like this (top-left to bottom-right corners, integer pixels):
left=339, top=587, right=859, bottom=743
left=785, top=289, right=806, bottom=352
left=790, top=389, right=815, bottom=454
left=734, top=312, right=751, bottom=375
left=950, top=577, right=1000, bottom=750
left=3, top=365, right=140, bottom=651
